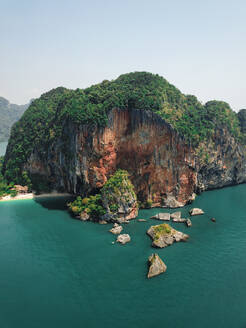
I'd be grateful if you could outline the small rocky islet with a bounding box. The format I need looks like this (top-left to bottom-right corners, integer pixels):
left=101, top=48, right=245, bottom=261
left=147, top=254, right=167, bottom=279
left=147, top=223, right=189, bottom=248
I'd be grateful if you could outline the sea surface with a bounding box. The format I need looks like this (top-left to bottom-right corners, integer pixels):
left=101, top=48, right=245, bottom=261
left=1, top=142, right=246, bottom=327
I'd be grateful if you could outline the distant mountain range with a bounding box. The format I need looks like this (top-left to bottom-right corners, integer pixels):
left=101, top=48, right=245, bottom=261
left=0, top=97, right=30, bottom=142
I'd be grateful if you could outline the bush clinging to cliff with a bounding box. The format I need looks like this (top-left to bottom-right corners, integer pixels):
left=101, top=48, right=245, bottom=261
left=101, top=169, right=136, bottom=214
left=68, top=194, right=106, bottom=220
left=68, top=169, right=137, bottom=221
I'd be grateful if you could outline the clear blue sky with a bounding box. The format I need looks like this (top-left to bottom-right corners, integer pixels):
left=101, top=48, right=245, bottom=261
left=1, top=0, right=246, bottom=110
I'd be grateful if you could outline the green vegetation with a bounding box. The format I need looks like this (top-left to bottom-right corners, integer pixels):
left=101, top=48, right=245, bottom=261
left=163, top=99, right=241, bottom=146
left=153, top=223, right=172, bottom=242
left=139, top=199, right=153, bottom=209
left=68, top=169, right=136, bottom=220
left=0, top=97, right=29, bottom=142
left=238, top=109, right=246, bottom=143
left=2, top=72, right=244, bottom=185
left=144, top=199, right=153, bottom=208
left=68, top=194, right=106, bottom=220
left=0, top=157, right=17, bottom=198
left=3, top=87, right=69, bottom=185
left=101, top=169, right=136, bottom=214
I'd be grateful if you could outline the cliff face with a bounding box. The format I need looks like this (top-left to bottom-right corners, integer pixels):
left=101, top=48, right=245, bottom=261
left=24, top=108, right=246, bottom=207
left=197, top=128, right=246, bottom=191
left=25, top=108, right=197, bottom=206
left=4, top=72, right=246, bottom=207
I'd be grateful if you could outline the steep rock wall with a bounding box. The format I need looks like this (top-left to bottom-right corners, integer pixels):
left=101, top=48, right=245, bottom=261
left=26, top=108, right=197, bottom=206
left=197, top=128, right=246, bottom=191
left=25, top=108, right=246, bottom=206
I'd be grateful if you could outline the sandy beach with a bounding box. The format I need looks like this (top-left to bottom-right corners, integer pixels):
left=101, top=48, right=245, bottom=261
left=0, top=192, right=72, bottom=202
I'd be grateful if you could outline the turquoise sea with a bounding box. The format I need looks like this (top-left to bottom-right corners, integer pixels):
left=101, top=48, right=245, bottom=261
left=1, top=143, right=246, bottom=327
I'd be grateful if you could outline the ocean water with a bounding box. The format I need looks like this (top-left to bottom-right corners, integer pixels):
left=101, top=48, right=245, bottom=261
left=0, top=185, right=246, bottom=328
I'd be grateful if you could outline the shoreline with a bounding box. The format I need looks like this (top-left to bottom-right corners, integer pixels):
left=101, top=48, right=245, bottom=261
left=0, top=192, right=72, bottom=202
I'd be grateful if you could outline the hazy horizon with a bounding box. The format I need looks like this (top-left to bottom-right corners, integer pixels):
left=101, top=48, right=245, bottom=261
left=1, top=0, right=246, bottom=111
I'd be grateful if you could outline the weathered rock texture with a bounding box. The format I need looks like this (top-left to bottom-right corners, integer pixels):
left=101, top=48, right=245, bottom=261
left=25, top=108, right=197, bottom=206
left=186, top=219, right=192, bottom=227
left=25, top=109, right=246, bottom=207
left=147, top=223, right=189, bottom=248
left=170, top=212, right=181, bottom=220
left=147, top=254, right=167, bottom=278
left=109, top=223, right=123, bottom=235
left=189, top=208, right=204, bottom=216
left=150, top=213, right=171, bottom=221
left=116, top=234, right=131, bottom=244
left=196, top=128, right=246, bottom=192
left=101, top=170, right=138, bottom=222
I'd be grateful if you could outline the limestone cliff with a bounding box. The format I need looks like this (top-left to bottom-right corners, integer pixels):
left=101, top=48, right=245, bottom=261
left=196, top=128, right=246, bottom=191
left=23, top=107, right=246, bottom=207
left=3, top=72, right=246, bottom=207
left=24, top=108, right=197, bottom=206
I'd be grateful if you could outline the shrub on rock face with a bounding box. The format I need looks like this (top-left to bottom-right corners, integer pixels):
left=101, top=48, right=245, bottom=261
left=68, top=194, right=106, bottom=220
left=147, top=223, right=189, bottom=248
left=144, top=199, right=153, bottom=208
left=68, top=169, right=138, bottom=222
left=101, top=169, right=138, bottom=221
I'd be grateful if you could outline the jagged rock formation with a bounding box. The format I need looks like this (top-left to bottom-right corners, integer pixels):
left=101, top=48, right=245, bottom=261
left=68, top=169, right=138, bottom=222
left=170, top=212, right=181, bottom=220
left=186, top=219, right=192, bottom=227
left=101, top=169, right=138, bottom=221
left=147, top=223, right=189, bottom=248
left=147, top=253, right=167, bottom=278
left=109, top=223, right=123, bottom=234
left=116, top=234, right=131, bottom=244
left=196, top=128, right=246, bottom=192
left=189, top=208, right=204, bottom=216
left=150, top=213, right=171, bottom=221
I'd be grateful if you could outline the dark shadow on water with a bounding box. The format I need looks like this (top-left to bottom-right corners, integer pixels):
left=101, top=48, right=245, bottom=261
left=34, top=196, right=75, bottom=211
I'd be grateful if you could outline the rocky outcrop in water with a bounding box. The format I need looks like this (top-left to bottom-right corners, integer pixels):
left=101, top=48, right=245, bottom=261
left=147, top=223, right=189, bottom=248
left=116, top=234, right=131, bottom=244
left=101, top=169, right=138, bottom=222
left=189, top=208, right=204, bottom=216
left=170, top=212, right=181, bottom=220
left=67, top=169, right=138, bottom=222
left=150, top=213, right=171, bottom=221
left=186, top=219, right=192, bottom=227
left=147, top=253, right=167, bottom=278
left=172, top=218, right=187, bottom=223
left=109, top=223, right=123, bottom=234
